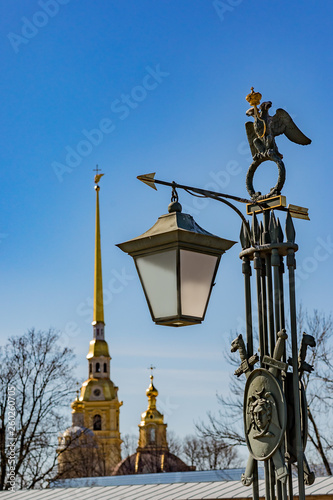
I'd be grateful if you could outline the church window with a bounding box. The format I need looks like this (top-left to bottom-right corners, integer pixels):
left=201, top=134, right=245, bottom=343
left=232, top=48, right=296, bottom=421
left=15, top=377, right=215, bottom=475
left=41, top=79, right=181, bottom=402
left=96, top=362, right=100, bottom=373
left=96, top=328, right=99, bottom=336
left=93, top=414, right=102, bottom=430
left=103, top=363, right=107, bottom=373
left=89, top=363, right=92, bottom=373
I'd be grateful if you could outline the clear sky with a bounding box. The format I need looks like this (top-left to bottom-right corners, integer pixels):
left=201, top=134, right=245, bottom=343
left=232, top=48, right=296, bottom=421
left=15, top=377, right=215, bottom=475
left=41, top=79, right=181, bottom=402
left=1, top=1, right=333, bottom=448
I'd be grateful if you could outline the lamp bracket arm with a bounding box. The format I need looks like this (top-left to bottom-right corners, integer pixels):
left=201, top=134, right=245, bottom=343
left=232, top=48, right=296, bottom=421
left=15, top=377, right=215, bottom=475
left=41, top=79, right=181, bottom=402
left=182, top=188, right=253, bottom=246
left=138, top=174, right=256, bottom=246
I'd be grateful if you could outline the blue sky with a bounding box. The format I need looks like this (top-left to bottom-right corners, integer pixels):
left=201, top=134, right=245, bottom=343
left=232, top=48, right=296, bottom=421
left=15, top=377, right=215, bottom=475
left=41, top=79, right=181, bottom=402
left=1, top=0, right=333, bottom=449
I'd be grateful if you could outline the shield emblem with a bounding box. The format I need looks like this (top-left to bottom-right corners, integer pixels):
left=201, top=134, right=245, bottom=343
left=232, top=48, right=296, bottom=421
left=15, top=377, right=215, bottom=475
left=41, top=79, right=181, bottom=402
left=244, top=368, right=287, bottom=460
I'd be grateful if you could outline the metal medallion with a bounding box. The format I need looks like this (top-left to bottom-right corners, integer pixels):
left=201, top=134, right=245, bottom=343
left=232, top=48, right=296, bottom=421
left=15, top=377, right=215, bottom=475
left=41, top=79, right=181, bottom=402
left=244, top=368, right=287, bottom=460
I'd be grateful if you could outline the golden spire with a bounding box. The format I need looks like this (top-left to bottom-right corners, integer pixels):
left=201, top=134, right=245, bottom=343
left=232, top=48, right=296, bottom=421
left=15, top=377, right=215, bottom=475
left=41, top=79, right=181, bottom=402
left=93, top=167, right=104, bottom=325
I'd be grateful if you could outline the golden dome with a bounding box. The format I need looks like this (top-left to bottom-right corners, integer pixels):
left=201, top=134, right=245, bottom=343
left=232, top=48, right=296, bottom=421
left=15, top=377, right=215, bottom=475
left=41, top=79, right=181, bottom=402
left=140, top=407, right=164, bottom=425
left=146, top=375, right=158, bottom=398
left=80, top=378, right=116, bottom=401
left=86, top=339, right=110, bottom=359
left=140, top=374, right=164, bottom=425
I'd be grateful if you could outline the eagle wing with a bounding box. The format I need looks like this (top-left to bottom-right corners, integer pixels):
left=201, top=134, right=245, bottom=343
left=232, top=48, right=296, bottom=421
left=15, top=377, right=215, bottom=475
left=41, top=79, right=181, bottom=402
left=271, top=108, right=311, bottom=145
left=245, top=121, right=257, bottom=158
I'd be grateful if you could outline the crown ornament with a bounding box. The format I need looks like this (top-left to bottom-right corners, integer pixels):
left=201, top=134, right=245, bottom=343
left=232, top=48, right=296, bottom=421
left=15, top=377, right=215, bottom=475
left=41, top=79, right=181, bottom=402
left=246, top=87, right=262, bottom=107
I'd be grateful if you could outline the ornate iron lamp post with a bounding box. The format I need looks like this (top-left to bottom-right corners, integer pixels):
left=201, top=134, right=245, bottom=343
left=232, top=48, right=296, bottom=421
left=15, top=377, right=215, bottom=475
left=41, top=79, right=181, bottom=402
left=118, top=89, right=315, bottom=500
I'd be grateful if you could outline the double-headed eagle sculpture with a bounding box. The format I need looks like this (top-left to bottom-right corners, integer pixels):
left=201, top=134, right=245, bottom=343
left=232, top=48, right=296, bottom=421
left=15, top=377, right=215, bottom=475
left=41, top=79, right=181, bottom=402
left=245, top=87, right=311, bottom=161
left=244, top=88, right=311, bottom=200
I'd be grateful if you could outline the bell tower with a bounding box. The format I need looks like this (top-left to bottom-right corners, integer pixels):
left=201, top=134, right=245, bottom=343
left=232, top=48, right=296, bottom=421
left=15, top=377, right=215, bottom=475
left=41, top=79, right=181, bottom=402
left=61, top=171, right=122, bottom=477
left=138, top=368, right=168, bottom=454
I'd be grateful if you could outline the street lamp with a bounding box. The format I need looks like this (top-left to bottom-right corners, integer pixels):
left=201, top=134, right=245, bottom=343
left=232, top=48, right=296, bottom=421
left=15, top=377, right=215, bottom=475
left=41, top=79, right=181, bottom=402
left=117, top=89, right=313, bottom=500
left=117, top=195, right=235, bottom=326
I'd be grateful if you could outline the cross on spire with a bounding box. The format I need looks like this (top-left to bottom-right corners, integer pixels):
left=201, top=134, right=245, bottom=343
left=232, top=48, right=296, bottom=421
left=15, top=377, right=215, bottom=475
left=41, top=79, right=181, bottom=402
left=148, top=364, right=156, bottom=380
left=93, top=164, right=101, bottom=174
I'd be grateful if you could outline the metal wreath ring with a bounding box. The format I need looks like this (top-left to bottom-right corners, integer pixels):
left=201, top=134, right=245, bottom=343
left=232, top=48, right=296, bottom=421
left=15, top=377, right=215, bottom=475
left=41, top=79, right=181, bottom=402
left=246, top=155, right=286, bottom=201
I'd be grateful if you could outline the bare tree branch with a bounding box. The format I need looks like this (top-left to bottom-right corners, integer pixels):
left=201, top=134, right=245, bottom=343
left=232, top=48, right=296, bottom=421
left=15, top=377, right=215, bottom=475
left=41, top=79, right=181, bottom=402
left=0, top=328, right=76, bottom=490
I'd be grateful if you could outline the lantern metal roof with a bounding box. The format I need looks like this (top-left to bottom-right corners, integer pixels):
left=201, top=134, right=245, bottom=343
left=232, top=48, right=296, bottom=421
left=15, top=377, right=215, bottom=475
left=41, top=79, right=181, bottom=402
left=117, top=204, right=236, bottom=257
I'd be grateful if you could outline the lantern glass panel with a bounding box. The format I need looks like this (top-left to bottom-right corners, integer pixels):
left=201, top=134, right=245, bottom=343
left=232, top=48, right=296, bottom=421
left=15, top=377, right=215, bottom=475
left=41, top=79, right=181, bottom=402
left=136, top=249, right=177, bottom=319
left=180, top=249, right=218, bottom=318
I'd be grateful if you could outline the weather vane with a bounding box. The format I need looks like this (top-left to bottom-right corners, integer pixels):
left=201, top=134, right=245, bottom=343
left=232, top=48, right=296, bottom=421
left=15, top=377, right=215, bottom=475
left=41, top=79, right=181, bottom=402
left=93, top=164, right=104, bottom=184
left=245, top=87, right=311, bottom=201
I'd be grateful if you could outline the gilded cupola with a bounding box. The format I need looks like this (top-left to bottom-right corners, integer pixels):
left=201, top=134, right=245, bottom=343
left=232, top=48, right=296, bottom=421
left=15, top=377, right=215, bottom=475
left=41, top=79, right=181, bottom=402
left=138, top=372, right=168, bottom=450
